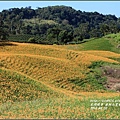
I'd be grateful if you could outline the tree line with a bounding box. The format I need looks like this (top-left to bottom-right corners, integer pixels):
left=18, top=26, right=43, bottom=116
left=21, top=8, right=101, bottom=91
left=0, top=5, right=120, bottom=44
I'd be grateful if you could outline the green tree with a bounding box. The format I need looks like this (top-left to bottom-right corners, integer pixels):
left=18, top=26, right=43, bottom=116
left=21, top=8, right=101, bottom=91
left=58, top=30, right=73, bottom=44
left=100, top=23, right=110, bottom=35
left=47, top=27, right=61, bottom=42
left=89, top=29, right=103, bottom=38
left=0, top=18, right=9, bottom=40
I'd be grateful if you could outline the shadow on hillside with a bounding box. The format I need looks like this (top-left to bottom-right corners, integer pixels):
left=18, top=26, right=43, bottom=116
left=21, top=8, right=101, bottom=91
left=0, top=41, right=17, bottom=46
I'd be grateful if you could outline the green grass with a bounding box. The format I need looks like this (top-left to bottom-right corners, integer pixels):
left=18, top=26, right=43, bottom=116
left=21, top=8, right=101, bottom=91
left=63, top=38, right=113, bottom=51
left=1, top=95, right=120, bottom=119
left=67, top=61, right=108, bottom=92
left=104, top=33, right=120, bottom=53
left=104, top=33, right=120, bottom=45
left=80, top=38, right=113, bottom=51
left=64, top=35, right=120, bottom=53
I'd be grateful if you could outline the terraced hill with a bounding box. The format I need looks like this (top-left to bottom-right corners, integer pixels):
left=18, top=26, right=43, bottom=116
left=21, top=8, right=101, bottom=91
left=0, top=37, right=120, bottom=119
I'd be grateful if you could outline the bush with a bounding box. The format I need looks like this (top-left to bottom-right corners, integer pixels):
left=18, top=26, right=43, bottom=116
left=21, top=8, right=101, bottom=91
left=88, top=61, right=104, bottom=69
left=28, top=37, right=36, bottom=43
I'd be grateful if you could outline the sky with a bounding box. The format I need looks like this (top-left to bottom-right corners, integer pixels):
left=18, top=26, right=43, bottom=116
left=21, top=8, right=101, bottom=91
left=0, top=1, right=120, bottom=17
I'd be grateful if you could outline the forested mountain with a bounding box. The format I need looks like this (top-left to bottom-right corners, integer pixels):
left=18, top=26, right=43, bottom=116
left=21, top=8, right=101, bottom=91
left=0, top=5, right=120, bottom=44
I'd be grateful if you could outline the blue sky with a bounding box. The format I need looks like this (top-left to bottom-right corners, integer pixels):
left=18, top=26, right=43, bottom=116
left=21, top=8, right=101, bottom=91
left=0, top=1, right=120, bottom=17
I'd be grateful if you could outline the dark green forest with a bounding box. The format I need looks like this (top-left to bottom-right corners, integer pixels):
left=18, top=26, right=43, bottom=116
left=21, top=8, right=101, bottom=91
left=0, top=5, right=120, bottom=44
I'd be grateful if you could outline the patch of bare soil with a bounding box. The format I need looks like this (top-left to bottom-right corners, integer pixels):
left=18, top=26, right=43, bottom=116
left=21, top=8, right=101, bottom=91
left=102, top=66, right=120, bottom=92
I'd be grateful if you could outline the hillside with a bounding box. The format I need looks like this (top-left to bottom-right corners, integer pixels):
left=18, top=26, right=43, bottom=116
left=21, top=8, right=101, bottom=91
left=1, top=5, right=120, bottom=44
left=55, top=33, right=120, bottom=53
left=0, top=33, right=120, bottom=118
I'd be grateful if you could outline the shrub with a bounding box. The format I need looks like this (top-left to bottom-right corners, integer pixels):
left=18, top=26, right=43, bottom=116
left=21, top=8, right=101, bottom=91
left=28, top=37, right=36, bottom=43
left=88, top=61, right=104, bottom=69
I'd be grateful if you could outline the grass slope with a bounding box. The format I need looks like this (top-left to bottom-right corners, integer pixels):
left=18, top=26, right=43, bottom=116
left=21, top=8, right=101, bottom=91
left=56, top=35, right=120, bottom=53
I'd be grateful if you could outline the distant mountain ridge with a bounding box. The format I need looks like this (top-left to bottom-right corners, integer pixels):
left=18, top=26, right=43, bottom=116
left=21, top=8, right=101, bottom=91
left=1, top=5, right=118, bottom=26
left=0, top=5, right=120, bottom=44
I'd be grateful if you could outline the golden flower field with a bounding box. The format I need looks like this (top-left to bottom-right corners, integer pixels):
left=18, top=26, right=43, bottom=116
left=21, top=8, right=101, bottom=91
left=0, top=41, right=120, bottom=119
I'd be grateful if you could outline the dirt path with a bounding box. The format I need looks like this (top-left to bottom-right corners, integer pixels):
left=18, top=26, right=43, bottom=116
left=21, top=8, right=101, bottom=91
left=105, top=76, right=120, bottom=91
left=102, top=66, right=120, bottom=91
